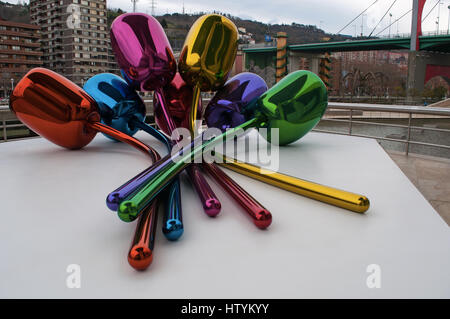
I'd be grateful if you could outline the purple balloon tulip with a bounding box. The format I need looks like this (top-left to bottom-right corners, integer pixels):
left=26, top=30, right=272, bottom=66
left=110, top=13, right=176, bottom=92
left=205, top=72, right=268, bottom=132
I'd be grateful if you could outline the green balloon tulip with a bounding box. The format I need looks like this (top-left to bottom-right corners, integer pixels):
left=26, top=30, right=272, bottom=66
left=245, top=70, right=328, bottom=145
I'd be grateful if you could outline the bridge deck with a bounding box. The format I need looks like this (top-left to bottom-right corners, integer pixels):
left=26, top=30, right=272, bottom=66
left=243, top=34, right=450, bottom=53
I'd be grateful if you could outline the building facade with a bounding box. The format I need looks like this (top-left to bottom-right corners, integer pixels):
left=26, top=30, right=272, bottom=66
left=30, top=0, right=118, bottom=86
left=0, top=19, right=43, bottom=98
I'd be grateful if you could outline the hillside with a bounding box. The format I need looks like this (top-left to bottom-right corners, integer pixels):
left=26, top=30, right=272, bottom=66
left=0, top=1, right=29, bottom=23
left=152, top=12, right=350, bottom=49
left=1, top=2, right=350, bottom=49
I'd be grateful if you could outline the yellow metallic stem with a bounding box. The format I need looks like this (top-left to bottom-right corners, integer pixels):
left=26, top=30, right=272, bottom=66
left=218, top=155, right=370, bottom=213
left=190, top=84, right=201, bottom=136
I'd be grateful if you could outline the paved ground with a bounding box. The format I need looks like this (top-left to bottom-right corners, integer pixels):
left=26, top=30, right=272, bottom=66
left=388, top=150, right=450, bottom=226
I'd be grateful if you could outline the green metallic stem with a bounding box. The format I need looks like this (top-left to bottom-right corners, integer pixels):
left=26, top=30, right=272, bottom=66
left=118, top=118, right=259, bottom=220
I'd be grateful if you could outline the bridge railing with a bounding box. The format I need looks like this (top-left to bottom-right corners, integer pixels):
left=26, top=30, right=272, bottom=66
left=373, top=30, right=450, bottom=39
left=316, top=102, right=450, bottom=157
left=2, top=102, right=450, bottom=157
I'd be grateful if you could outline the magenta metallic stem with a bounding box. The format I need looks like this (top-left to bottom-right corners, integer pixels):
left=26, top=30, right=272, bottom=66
left=154, top=86, right=221, bottom=217
left=202, top=163, right=272, bottom=229
left=186, top=165, right=221, bottom=217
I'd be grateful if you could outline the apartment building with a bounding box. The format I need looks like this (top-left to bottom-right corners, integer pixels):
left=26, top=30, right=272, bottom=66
left=0, top=19, right=43, bottom=98
left=30, top=0, right=118, bottom=86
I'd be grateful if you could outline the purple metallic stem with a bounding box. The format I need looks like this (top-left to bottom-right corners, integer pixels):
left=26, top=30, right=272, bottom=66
left=202, top=162, right=272, bottom=229
left=107, top=155, right=173, bottom=211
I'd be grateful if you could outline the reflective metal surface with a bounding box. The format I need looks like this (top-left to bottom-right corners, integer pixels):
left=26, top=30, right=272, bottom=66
left=128, top=198, right=159, bottom=270
left=162, top=176, right=184, bottom=240
left=186, top=165, right=221, bottom=217
left=203, top=163, right=272, bottom=229
left=110, top=13, right=176, bottom=92
left=9, top=68, right=158, bottom=160
left=178, top=14, right=238, bottom=133
left=83, top=73, right=146, bottom=138
left=245, top=70, right=328, bottom=146
left=116, top=70, right=328, bottom=220
left=178, top=14, right=238, bottom=92
left=219, top=155, right=370, bottom=213
left=10, top=67, right=98, bottom=149
left=117, top=121, right=255, bottom=220
left=205, top=72, right=267, bottom=132
left=83, top=72, right=183, bottom=238
left=154, top=73, right=203, bottom=136
left=109, top=154, right=173, bottom=219
left=153, top=72, right=221, bottom=218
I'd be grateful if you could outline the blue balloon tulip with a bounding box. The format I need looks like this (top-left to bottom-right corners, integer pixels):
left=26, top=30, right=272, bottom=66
left=84, top=73, right=146, bottom=139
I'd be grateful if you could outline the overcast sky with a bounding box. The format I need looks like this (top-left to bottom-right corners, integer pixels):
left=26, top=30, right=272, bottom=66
left=9, top=0, right=450, bottom=36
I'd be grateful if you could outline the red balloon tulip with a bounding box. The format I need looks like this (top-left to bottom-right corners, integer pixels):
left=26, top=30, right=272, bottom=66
left=153, top=73, right=202, bottom=136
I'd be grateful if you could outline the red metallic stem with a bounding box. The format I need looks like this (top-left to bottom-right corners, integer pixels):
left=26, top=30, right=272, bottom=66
left=128, top=198, right=159, bottom=270
left=202, top=163, right=272, bottom=229
left=88, top=122, right=160, bottom=162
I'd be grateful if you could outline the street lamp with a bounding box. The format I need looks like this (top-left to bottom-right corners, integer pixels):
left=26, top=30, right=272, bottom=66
left=397, top=18, right=400, bottom=36
left=10, top=78, right=14, bottom=93
left=437, top=1, right=443, bottom=34
left=389, top=13, right=392, bottom=37
left=361, top=14, right=366, bottom=37
left=447, top=5, right=450, bottom=34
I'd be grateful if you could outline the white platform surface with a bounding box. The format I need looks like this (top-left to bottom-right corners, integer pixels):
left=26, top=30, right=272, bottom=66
left=1, top=131, right=449, bottom=298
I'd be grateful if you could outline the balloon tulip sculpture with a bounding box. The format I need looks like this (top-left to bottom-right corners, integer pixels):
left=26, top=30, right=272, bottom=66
left=152, top=73, right=221, bottom=217
left=83, top=73, right=184, bottom=240
left=205, top=72, right=370, bottom=213
left=9, top=11, right=372, bottom=272
left=178, top=14, right=238, bottom=135
left=9, top=68, right=158, bottom=160
left=124, top=14, right=272, bottom=228
left=116, top=70, right=330, bottom=225
left=9, top=68, right=164, bottom=270
left=154, top=72, right=273, bottom=228
left=111, top=13, right=221, bottom=220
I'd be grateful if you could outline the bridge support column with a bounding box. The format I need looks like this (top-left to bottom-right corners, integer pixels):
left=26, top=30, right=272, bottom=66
left=407, top=51, right=450, bottom=101
left=407, top=51, right=419, bottom=101
left=288, top=51, right=321, bottom=75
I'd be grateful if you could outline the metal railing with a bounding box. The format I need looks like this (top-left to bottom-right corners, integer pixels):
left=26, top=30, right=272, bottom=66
left=315, top=102, right=450, bottom=155
left=2, top=102, right=450, bottom=157
left=377, top=30, right=450, bottom=39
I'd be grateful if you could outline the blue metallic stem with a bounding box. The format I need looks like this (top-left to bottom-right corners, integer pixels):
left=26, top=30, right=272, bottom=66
left=132, top=119, right=184, bottom=241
